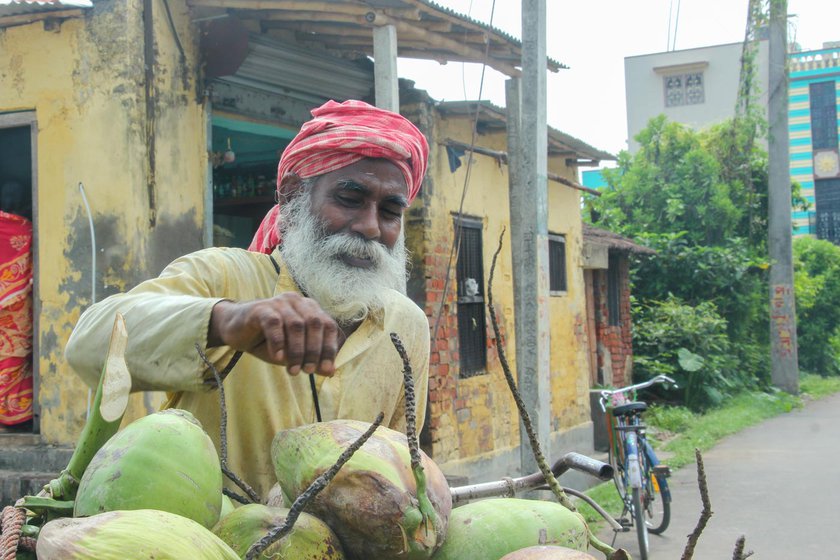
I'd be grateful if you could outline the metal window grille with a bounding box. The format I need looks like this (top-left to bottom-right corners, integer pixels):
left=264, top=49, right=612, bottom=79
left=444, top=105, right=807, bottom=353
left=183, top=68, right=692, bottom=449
left=809, top=81, right=838, bottom=150
left=664, top=72, right=705, bottom=107
left=548, top=234, right=567, bottom=293
left=455, top=216, right=487, bottom=377
left=607, top=254, right=621, bottom=327
left=815, top=179, right=840, bottom=245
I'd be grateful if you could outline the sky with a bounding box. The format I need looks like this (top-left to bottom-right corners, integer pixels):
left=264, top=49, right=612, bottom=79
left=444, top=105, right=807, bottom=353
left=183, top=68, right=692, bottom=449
left=397, top=0, right=840, bottom=160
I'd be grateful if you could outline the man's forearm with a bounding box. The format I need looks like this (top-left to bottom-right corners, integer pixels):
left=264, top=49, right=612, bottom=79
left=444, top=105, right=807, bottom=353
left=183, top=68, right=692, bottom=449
left=65, top=292, right=226, bottom=392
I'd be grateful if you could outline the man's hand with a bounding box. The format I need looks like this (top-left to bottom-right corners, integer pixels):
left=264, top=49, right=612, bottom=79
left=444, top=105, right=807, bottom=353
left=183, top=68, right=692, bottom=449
left=208, top=295, right=340, bottom=376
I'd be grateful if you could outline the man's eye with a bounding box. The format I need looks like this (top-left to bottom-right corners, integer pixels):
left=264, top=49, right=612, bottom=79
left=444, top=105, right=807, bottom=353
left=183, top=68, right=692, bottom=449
left=336, top=195, right=362, bottom=206
left=382, top=207, right=404, bottom=219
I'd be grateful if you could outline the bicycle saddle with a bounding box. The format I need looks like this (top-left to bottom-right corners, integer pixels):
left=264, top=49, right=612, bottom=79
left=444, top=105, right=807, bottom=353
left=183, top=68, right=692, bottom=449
left=611, top=401, right=647, bottom=416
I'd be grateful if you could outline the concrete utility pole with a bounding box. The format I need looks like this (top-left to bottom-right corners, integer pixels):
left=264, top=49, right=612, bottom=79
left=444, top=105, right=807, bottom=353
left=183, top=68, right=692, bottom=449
left=373, top=25, right=399, bottom=112
left=768, top=0, right=799, bottom=393
left=508, top=0, right=551, bottom=476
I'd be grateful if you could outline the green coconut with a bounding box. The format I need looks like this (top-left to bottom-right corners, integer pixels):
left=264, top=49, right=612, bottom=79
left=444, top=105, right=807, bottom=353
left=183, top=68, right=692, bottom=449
left=213, top=503, right=345, bottom=559
left=431, top=498, right=589, bottom=560
left=36, top=509, right=239, bottom=559
left=74, top=409, right=223, bottom=528
left=499, top=546, right=598, bottom=560
left=271, top=419, right=451, bottom=560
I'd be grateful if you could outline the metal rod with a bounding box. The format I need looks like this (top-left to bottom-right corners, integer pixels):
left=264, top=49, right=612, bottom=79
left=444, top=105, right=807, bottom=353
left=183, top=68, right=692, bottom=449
left=449, top=452, right=612, bottom=504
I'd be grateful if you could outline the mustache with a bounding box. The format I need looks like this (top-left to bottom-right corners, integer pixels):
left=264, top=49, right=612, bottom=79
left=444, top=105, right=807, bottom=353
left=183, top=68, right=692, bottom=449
left=318, top=232, right=391, bottom=265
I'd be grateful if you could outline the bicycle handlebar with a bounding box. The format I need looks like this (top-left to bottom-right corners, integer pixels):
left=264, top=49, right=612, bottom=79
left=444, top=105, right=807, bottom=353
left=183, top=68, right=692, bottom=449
left=598, top=374, right=678, bottom=412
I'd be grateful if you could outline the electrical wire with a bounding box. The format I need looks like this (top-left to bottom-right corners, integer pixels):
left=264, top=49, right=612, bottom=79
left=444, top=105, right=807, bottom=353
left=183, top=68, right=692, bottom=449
left=79, top=183, right=96, bottom=420
left=430, top=0, right=497, bottom=345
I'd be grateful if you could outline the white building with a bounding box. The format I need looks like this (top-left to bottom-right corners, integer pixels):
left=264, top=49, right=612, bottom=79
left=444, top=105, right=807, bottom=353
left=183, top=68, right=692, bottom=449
left=624, top=41, right=770, bottom=153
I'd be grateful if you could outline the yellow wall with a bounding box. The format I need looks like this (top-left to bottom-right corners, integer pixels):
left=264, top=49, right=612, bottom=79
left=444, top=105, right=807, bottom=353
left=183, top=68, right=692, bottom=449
left=415, top=108, right=593, bottom=475
left=0, top=0, right=207, bottom=443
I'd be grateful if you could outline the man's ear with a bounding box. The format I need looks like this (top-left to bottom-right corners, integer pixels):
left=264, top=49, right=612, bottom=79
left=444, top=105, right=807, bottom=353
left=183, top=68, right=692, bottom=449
left=277, top=173, right=302, bottom=204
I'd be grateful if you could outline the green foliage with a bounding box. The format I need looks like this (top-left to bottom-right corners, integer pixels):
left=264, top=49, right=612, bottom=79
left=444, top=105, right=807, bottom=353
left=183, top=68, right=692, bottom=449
left=586, top=113, right=777, bottom=407
left=793, top=237, right=840, bottom=376
left=632, top=296, right=753, bottom=410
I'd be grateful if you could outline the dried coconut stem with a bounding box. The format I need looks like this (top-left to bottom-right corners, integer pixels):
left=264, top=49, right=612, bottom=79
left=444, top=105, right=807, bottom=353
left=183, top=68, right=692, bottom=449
left=681, top=449, right=713, bottom=560
left=196, top=343, right=260, bottom=504
left=487, top=228, right=575, bottom=512
left=390, top=333, right=421, bottom=469
left=246, top=413, right=385, bottom=560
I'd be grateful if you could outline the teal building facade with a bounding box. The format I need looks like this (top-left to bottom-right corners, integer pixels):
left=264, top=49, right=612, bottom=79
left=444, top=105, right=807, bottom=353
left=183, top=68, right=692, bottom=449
left=788, top=45, right=840, bottom=242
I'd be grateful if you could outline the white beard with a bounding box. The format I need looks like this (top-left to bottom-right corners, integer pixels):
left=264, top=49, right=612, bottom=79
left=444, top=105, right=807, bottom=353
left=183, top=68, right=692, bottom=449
left=278, top=192, right=409, bottom=326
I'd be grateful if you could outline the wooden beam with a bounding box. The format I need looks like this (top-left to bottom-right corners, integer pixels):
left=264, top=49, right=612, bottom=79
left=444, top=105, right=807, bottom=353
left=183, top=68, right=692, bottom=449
left=188, top=0, right=363, bottom=15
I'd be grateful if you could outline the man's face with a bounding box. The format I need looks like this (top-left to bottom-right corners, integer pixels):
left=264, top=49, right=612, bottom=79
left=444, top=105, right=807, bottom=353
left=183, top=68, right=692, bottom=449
left=305, top=158, right=408, bottom=255
left=278, top=158, right=410, bottom=326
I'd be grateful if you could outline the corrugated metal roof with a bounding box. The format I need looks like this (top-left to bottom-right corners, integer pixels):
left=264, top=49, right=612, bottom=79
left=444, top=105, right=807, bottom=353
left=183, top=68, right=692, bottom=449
left=437, top=100, right=615, bottom=162
left=0, top=0, right=92, bottom=18
left=583, top=224, right=656, bottom=255
left=187, top=0, right=566, bottom=78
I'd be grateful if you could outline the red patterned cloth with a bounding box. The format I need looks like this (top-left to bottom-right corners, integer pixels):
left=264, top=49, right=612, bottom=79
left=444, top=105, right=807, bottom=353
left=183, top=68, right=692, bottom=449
left=248, top=100, right=429, bottom=253
left=0, top=211, right=33, bottom=426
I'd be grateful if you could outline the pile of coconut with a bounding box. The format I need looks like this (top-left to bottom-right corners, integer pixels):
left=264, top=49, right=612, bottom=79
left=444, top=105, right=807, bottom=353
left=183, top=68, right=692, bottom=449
left=5, top=317, right=615, bottom=560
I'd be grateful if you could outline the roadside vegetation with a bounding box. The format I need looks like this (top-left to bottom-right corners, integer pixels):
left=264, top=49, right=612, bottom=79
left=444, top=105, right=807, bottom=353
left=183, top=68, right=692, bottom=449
left=577, top=373, right=840, bottom=525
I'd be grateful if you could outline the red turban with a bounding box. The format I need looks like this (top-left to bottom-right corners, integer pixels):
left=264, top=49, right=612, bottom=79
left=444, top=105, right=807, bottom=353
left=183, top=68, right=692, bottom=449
left=248, top=100, right=429, bottom=254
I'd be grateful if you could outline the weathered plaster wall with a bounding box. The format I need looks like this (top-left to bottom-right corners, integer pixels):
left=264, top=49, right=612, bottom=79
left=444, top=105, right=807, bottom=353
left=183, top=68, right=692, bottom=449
left=0, top=0, right=207, bottom=443
left=410, top=107, right=594, bottom=481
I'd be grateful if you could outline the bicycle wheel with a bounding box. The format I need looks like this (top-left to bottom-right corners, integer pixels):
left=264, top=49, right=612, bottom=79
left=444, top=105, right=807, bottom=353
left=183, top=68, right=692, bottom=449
left=645, top=471, right=671, bottom=534
left=609, top=448, right=629, bottom=503
left=632, top=487, right=650, bottom=560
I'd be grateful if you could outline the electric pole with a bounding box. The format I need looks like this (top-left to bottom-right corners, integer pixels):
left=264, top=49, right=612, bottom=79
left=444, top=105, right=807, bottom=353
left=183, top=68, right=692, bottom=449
left=768, top=0, right=799, bottom=393
left=510, top=0, right=550, bottom=476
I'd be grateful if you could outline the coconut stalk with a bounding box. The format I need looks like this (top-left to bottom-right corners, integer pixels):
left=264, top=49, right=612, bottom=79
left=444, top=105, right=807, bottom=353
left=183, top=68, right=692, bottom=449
left=680, top=449, right=713, bottom=560
left=487, top=229, right=623, bottom=560
left=246, top=412, right=385, bottom=560
left=195, top=344, right=260, bottom=505
left=390, top=333, right=437, bottom=538
left=17, top=314, right=131, bottom=518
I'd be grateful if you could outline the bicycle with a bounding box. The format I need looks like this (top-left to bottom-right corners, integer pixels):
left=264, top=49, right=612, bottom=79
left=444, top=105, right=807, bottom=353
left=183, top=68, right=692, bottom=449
left=599, top=374, right=676, bottom=560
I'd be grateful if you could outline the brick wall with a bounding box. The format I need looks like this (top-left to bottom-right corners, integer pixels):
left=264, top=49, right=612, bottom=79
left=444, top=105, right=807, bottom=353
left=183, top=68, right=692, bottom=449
left=591, top=254, right=633, bottom=387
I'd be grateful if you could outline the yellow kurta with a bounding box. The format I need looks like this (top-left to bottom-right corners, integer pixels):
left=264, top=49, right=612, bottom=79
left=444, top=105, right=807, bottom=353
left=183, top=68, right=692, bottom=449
left=65, top=247, right=430, bottom=499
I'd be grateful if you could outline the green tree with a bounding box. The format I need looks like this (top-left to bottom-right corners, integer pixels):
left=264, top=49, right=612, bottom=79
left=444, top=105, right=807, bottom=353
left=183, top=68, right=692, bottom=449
left=587, top=115, right=775, bottom=408
left=794, top=237, right=840, bottom=376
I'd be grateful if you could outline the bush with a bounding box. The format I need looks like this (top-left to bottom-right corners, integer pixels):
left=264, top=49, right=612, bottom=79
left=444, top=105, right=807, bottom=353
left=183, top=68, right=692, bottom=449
left=632, top=295, right=756, bottom=410
left=794, top=237, right=840, bottom=376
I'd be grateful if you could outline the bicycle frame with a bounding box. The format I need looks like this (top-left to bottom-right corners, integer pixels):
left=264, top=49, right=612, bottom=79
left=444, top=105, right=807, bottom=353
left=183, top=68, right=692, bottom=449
left=599, top=375, right=676, bottom=559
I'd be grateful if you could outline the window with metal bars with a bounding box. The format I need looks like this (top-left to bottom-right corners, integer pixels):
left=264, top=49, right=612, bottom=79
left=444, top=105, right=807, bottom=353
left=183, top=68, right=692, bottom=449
left=455, top=216, right=487, bottom=377
left=809, top=81, right=838, bottom=151
left=607, top=254, right=621, bottom=327
left=815, top=179, right=840, bottom=245
left=548, top=233, right=567, bottom=294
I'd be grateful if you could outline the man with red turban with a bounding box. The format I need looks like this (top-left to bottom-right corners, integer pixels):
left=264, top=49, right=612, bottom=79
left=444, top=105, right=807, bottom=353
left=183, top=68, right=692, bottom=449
left=66, top=100, right=431, bottom=499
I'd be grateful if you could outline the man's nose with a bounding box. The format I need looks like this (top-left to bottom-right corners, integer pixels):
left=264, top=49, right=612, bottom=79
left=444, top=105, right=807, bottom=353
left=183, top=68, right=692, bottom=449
left=350, top=204, right=381, bottom=241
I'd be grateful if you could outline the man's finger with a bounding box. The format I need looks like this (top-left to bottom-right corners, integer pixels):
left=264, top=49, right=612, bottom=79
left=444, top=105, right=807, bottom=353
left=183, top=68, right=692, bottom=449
left=259, top=305, right=290, bottom=366
left=318, top=320, right=340, bottom=376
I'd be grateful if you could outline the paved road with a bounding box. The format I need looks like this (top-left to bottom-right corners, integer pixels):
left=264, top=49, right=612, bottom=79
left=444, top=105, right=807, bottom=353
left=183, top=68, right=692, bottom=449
left=598, top=391, right=840, bottom=559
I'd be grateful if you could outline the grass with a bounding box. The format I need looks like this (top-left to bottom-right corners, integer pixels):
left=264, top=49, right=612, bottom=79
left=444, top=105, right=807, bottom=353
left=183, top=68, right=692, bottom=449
left=576, top=373, right=840, bottom=526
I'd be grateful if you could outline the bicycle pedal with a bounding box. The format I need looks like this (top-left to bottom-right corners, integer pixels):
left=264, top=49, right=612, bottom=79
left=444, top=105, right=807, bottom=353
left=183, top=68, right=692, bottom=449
left=652, top=465, right=671, bottom=478
left=616, top=518, right=633, bottom=532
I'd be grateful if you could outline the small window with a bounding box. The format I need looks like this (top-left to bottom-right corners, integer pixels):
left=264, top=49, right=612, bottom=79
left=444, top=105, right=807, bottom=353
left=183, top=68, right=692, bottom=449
left=455, top=216, right=487, bottom=377
left=664, top=72, right=705, bottom=107
left=548, top=233, right=567, bottom=294
left=607, top=254, right=621, bottom=327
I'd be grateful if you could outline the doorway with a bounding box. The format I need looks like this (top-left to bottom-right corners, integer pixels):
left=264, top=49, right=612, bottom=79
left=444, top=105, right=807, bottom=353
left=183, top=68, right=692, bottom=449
left=0, top=112, right=38, bottom=433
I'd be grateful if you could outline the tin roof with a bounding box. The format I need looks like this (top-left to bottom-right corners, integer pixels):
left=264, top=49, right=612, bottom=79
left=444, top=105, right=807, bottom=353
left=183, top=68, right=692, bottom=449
left=0, top=0, right=92, bottom=18
left=437, top=100, right=615, bottom=163
left=582, top=224, right=656, bottom=255
left=186, top=0, right=566, bottom=78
